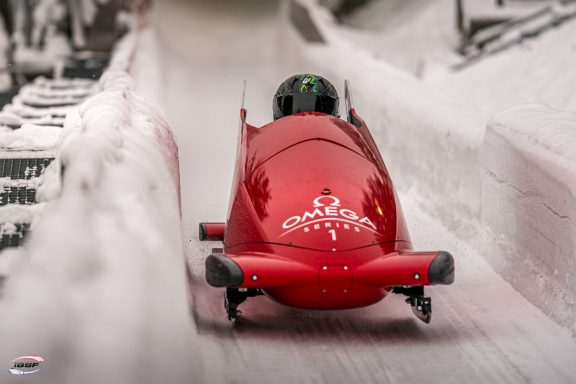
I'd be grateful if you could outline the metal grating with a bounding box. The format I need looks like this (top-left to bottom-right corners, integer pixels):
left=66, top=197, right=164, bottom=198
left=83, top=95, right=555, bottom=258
left=0, top=187, right=37, bottom=206
left=0, top=223, right=30, bottom=251
left=0, top=158, right=54, bottom=179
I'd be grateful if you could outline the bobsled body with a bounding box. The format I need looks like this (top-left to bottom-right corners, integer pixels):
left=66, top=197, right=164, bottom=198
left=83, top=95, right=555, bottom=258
left=200, top=83, right=454, bottom=322
left=203, top=104, right=454, bottom=314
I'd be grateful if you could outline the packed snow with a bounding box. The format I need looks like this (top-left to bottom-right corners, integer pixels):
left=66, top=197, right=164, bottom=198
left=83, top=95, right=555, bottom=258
left=435, top=14, right=576, bottom=113
left=482, top=104, right=576, bottom=332
left=0, top=124, right=62, bottom=150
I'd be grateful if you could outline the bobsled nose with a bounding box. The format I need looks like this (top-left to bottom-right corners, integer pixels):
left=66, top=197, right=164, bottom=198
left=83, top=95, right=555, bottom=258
left=205, top=254, right=317, bottom=288
left=205, top=254, right=244, bottom=287
left=428, top=251, right=455, bottom=285
left=355, top=250, right=455, bottom=287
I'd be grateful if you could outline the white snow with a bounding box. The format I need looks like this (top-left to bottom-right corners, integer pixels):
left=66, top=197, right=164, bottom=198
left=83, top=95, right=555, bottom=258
left=20, top=82, right=96, bottom=99
left=435, top=16, right=576, bottom=113
left=337, top=0, right=461, bottom=76
left=33, top=76, right=96, bottom=90
left=12, top=83, right=94, bottom=107
left=0, top=110, right=66, bottom=127
left=0, top=177, right=41, bottom=189
left=2, top=102, right=75, bottom=119
left=0, top=124, right=62, bottom=150
left=482, top=103, right=576, bottom=333
left=0, top=203, right=45, bottom=223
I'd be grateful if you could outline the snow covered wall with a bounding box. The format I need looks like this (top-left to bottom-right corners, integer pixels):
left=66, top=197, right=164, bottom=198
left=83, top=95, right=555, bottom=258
left=284, top=0, right=576, bottom=334
left=0, top=29, right=195, bottom=384
left=483, top=104, right=576, bottom=332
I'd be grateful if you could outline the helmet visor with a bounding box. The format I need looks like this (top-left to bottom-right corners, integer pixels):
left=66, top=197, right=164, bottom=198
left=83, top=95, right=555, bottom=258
left=276, top=93, right=338, bottom=118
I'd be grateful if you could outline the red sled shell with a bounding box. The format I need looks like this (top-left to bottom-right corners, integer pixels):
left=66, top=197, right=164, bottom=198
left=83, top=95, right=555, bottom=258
left=201, top=86, right=454, bottom=312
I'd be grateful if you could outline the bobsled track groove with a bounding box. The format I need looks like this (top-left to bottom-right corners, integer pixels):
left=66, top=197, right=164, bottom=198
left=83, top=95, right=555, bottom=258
left=149, top=0, right=576, bottom=383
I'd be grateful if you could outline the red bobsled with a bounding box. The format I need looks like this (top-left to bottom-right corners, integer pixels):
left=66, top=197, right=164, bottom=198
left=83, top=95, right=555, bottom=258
left=200, top=81, right=454, bottom=323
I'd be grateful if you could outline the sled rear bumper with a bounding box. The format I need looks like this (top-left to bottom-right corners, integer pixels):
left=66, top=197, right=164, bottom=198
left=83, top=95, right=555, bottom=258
left=205, top=251, right=454, bottom=288
left=199, top=223, right=225, bottom=241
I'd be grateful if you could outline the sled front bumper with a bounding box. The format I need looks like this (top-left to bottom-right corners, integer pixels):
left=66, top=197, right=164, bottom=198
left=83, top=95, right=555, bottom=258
left=205, top=251, right=454, bottom=288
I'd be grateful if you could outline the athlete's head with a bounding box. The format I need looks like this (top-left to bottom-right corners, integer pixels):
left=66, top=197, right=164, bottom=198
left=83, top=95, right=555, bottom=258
left=273, top=74, right=339, bottom=120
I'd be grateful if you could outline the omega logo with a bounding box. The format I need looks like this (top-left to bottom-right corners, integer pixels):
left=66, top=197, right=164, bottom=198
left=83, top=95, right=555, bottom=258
left=280, top=196, right=378, bottom=238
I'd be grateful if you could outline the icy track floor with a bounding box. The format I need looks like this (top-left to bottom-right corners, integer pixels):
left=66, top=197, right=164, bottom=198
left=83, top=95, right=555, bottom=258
left=146, top=0, right=576, bottom=382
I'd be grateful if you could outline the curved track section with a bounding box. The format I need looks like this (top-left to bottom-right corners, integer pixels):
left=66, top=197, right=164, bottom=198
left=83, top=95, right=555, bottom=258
left=150, top=0, right=576, bottom=382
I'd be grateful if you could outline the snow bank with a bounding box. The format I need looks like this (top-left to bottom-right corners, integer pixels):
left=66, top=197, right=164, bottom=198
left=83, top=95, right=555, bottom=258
left=0, top=36, right=195, bottom=384
left=482, top=103, right=576, bottom=333
left=436, top=9, right=576, bottom=114
left=0, top=109, right=66, bottom=127
left=0, top=124, right=62, bottom=150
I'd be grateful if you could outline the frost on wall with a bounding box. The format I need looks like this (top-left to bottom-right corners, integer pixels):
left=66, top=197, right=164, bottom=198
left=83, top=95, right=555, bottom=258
left=482, top=103, right=576, bottom=335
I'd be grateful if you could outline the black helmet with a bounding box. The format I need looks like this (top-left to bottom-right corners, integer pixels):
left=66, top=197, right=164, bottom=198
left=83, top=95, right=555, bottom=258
left=273, top=74, right=339, bottom=120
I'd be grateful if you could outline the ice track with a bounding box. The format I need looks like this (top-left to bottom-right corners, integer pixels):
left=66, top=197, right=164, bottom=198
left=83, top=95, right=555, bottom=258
left=146, top=1, right=576, bottom=383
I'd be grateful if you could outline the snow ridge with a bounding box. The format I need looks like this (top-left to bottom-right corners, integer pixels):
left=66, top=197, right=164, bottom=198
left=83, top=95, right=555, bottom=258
left=0, top=35, right=195, bottom=384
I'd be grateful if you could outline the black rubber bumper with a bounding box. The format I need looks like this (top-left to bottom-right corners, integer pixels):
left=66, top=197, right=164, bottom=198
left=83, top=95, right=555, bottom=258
left=205, top=254, right=244, bottom=288
left=428, top=251, right=455, bottom=285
